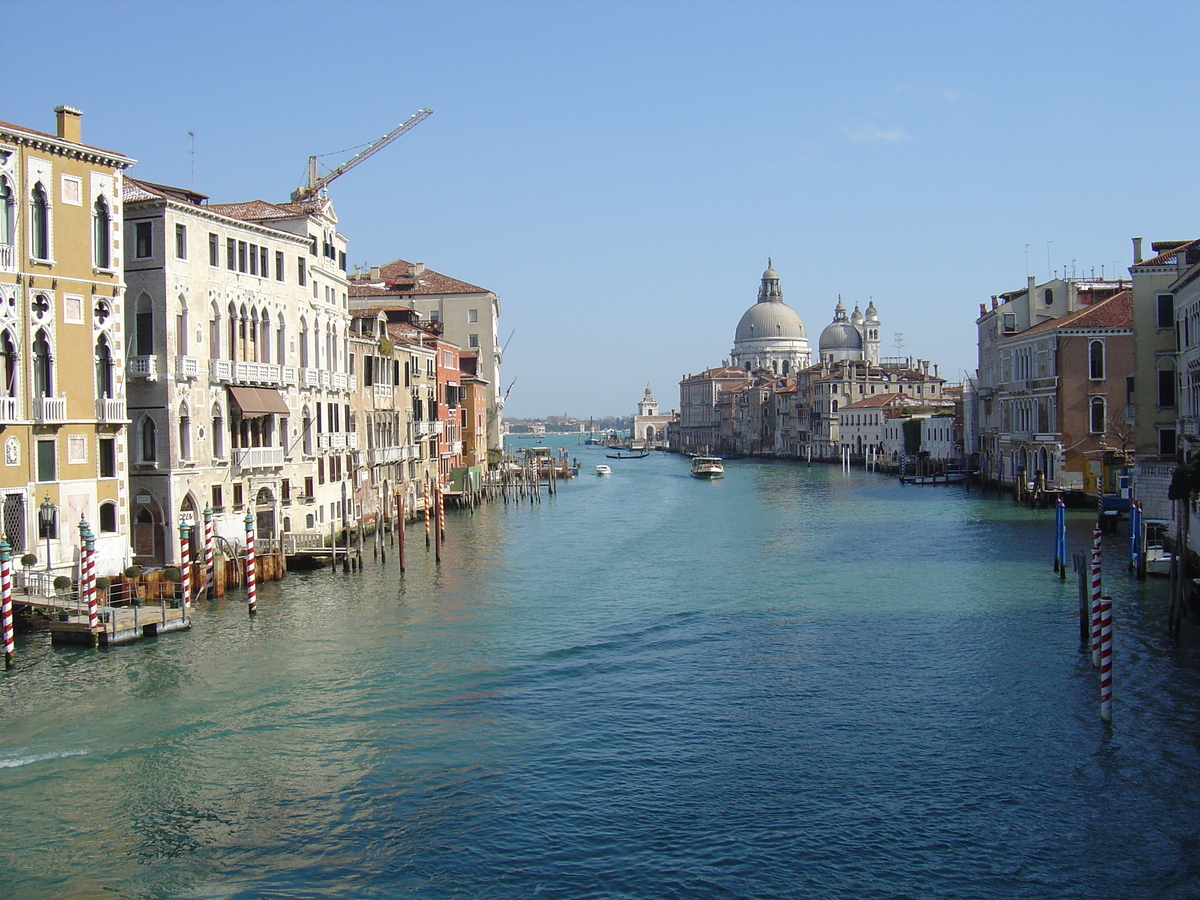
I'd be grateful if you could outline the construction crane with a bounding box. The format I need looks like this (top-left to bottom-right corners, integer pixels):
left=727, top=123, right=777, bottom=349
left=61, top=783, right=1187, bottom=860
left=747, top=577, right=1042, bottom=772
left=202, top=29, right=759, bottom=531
left=291, top=108, right=432, bottom=201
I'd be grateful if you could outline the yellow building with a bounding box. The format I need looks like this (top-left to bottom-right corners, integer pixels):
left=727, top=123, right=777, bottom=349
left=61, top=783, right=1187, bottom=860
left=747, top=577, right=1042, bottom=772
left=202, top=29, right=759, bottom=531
left=0, top=107, right=133, bottom=577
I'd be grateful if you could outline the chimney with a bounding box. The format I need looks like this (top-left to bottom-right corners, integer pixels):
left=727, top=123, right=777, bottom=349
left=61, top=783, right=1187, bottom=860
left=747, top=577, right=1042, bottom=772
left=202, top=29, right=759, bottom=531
left=1133, top=237, right=1143, bottom=264
left=1179, top=249, right=1189, bottom=275
left=414, top=262, right=425, bottom=277
left=54, top=105, right=82, bottom=144
left=991, top=296, right=998, bottom=310
left=369, top=266, right=381, bottom=281
left=979, top=303, right=987, bottom=317
left=1028, top=275, right=1036, bottom=294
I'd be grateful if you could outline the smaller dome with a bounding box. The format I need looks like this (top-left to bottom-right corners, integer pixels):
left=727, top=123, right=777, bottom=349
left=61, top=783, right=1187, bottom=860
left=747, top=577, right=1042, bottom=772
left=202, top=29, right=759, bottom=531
left=864, top=301, right=880, bottom=325
left=763, top=265, right=778, bottom=280
left=851, top=305, right=864, bottom=325
left=820, top=321, right=863, bottom=352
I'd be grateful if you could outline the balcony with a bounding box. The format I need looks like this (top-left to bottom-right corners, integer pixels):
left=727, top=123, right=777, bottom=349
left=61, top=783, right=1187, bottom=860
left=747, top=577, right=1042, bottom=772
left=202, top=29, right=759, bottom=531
left=209, top=359, right=234, bottom=383
left=332, top=372, right=348, bottom=391
left=232, top=446, right=284, bottom=470
left=175, top=357, right=201, bottom=380
left=95, top=398, right=126, bottom=423
left=129, top=355, right=158, bottom=381
left=368, top=446, right=404, bottom=466
left=0, top=243, right=14, bottom=270
left=233, top=361, right=283, bottom=386
left=373, top=384, right=393, bottom=404
left=34, top=396, right=66, bottom=424
left=0, top=397, right=17, bottom=422
left=280, top=366, right=298, bottom=387
left=416, top=420, right=443, bottom=437
left=301, top=368, right=321, bottom=389
left=347, top=432, right=359, bottom=450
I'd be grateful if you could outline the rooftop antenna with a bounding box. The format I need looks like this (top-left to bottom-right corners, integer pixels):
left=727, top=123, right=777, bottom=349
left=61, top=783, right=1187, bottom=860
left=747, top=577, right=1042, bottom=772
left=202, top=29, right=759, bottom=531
left=1025, top=243, right=1030, bottom=277
left=894, top=331, right=906, bottom=353
left=188, top=131, right=195, bottom=190
left=1046, top=240, right=1053, bottom=280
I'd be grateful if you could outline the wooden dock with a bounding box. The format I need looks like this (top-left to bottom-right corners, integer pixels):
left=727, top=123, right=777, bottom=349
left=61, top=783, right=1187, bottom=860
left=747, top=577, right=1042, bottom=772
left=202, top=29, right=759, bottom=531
left=22, top=595, right=191, bottom=647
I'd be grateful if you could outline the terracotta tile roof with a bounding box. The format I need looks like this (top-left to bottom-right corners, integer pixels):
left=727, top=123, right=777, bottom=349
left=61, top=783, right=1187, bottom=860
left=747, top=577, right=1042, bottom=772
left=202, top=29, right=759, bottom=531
left=840, top=392, right=911, bottom=410
left=123, top=177, right=207, bottom=205
left=1023, top=290, right=1132, bottom=335
left=1133, top=239, right=1200, bottom=268
left=348, top=258, right=490, bottom=297
left=205, top=199, right=300, bottom=222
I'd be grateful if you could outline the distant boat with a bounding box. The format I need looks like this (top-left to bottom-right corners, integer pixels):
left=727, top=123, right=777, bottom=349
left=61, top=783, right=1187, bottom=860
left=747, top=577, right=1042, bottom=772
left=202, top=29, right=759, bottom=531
left=899, top=472, right=966, bottom=485
left=690, top=456, right=724, bottom=479
left=606, top=451, right=649, bottom=459
left=595, top=464, right=612, bottom=476
left=1145, top=520, right=1172, bottom=576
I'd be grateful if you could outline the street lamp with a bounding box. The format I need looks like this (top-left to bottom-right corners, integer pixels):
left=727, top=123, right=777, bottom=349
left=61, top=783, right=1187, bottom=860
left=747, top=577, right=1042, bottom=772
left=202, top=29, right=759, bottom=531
left=38, top=494, right=56, bottom=574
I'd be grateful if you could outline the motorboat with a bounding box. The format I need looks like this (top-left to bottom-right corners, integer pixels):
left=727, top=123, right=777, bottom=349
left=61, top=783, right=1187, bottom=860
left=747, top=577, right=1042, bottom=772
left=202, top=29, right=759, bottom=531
left=595, top=465, right=612, bottom=476
left=690, top=456, right=724, bottom=479
left=1145, top=521, right=1172, bottom=576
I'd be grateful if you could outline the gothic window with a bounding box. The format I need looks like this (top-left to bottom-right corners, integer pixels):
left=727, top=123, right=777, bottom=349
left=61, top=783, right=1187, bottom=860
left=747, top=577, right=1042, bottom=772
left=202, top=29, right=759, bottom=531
left=0, top=330, right=16, bottom=398
left=210, top=303, right=221, bottom=359
left=95, top=334, right=114, bottom=398
left=31, top=183, right=49, bottom=260
left=179, top=403, right=192, bottom=461
left=32, top=329, right=52, bottom=397
left=0, top=178, right=13, bottom=248
left=99, top=502, right=117, bottom=534
left=140, top=415, right=157, bottom=463
left=212, top=403, right=226, bottom=459
left=93, top=196, right=110, bottom=268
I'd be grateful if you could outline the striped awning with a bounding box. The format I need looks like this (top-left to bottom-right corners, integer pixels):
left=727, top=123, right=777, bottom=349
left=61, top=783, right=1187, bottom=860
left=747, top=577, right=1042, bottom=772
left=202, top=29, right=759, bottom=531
left=229, top=386, right=290, bottom=418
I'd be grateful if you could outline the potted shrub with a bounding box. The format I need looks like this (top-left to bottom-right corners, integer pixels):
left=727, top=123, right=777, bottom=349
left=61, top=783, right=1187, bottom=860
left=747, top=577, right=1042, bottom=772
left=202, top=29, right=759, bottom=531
left=53, top=575, right=73, bottom=620
left=20, top=553, right=36, bottom=593
left=125, top=565, right=143, bottom=605
left=163, top=567, right=182, bottom=606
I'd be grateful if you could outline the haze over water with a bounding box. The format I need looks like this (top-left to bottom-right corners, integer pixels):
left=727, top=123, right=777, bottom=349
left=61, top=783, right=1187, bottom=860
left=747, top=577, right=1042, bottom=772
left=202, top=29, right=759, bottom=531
left=4, top=442, right=1200, bottom=899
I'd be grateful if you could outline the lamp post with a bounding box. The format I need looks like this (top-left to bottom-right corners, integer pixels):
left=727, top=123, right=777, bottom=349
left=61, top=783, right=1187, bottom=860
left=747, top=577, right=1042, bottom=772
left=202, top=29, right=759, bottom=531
left=38, top=494, right=55, bottom=574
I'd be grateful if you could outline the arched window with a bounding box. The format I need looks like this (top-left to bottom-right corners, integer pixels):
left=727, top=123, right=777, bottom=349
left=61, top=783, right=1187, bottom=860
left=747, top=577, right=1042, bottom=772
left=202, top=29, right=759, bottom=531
left=302, top=408, right=313, bottom=455
left=228, top=302, right=238, bottom=362
left=1089, top=341, right=1104, bottom=380
left=211, top=403, right=226, bottom=459
left=141, top=415, right=158, bottom=462
left=179, top=403, right=192, bottom=461
left=1090, top=397, right=1106, bottom=435
left=32, top=329, right=52, bottom=397
left=99, top=502, right=117, bottom=534
left=135, top=293, right=153, bottom=356
left=209, top=303, right=221, bottom=359
left=0, top=178, right=13, bottom=248
left=93, top=196, right=110, bottom=268
left=0, top=330, right=17, bottom=398
left=1044, top=288, right=1054, bottom=306
left=95, top=334, right=114, bottom=398
left=299, top=319, right=310, bottom=368
left=30, top=183, right=48, bottom=260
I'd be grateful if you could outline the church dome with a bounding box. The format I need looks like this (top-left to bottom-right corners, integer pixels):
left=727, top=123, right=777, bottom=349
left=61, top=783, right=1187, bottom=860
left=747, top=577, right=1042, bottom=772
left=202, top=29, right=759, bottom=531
left=819, top=298, right=864, bottom=353
left=735, top=299, right=808, bottom=343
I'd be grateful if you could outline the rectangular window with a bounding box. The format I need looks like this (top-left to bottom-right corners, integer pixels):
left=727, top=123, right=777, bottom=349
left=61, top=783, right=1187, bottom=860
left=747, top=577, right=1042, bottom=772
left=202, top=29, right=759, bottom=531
left=1002, top=313, right=1016, bottom=334
left=233, top=482, right=243, bottom=509
left=99, top=437, right=116, bottom=478
left=211, top=485, right=223, bottom=510
left=135, top=222, right=152, bottom=258
left=1159, top=368, right=1177, bottom=408
left=282, top=479, right=291, bottom=503
left=468, top=308, right=478, bottom=324
left=275, top=250, right=285, bottom=282
left=1160, top=427, right=1177, bottom=458
left=468, top=334, right=479, bottom=348
left=1158, top=294, right=1175, bottom=329
left=209, top=232, right=219, bottom=266
left=338, top=250, right=347, bottom=271
left=238, top=241, right=247, bottom=273
left=260, top=246, right=269, bottom=276
left=298, top=258, right=307, bottom=286
left=36, top=439, right=55, bottom=482
left=175, top=223, right=187, bottom=259
left=226, top=237, right=236, bottom=271
left=248, top=243, right=257, bottom=275
left=305, top=476, right=314, bottom=498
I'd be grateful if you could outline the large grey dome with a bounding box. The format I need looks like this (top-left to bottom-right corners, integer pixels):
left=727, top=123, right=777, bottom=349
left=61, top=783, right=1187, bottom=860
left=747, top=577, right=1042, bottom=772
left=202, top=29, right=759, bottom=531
left=735, top=300, right=807, bottom=343
left=730, top=262, right=812, bottom=374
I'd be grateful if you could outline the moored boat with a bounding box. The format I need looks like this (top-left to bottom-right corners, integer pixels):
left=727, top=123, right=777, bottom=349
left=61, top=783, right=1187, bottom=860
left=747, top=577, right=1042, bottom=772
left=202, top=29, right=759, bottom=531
left=690, top=456, right=724, bottom=478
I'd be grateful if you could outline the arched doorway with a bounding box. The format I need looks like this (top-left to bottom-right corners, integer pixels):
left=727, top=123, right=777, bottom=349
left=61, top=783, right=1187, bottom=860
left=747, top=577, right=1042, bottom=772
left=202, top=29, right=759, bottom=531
left=180, top=493, right=201, bottom=566
left=132, top=495, right=165, bottom=565
left=255, top=487, right=277, bottom=544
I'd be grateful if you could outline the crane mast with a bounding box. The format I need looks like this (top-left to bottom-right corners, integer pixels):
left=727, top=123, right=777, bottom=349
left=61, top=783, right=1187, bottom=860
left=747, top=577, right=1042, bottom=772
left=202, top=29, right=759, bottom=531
left=292, top=108, right=432, bottom=201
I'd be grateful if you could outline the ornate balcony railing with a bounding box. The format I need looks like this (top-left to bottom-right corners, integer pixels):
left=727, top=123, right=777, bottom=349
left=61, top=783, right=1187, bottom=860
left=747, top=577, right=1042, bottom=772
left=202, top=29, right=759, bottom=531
left=34, top=396, right=66, bottom=423
left=0, top=396, right=18, bottom=422
left=129, top=356, right=158, bottom=381
left=176, top=357, right=201, bottom=380
left=95, top=398, right=125, bottom=422
left=233, top=446, right=284, bottom=470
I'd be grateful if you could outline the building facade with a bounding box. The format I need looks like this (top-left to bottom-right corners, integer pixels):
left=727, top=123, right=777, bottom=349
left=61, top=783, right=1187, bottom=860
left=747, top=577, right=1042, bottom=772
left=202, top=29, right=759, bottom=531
left=0, top=107, right=133, bottom=577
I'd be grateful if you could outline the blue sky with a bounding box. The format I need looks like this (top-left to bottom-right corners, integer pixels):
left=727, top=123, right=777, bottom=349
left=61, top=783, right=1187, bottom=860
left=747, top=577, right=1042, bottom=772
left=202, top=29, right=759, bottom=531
left=9, top=0, right=1198, bottom=417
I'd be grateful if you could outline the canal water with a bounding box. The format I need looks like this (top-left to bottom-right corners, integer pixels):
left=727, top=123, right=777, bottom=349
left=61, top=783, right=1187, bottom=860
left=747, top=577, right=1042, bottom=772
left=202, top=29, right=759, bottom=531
left=4, top=444, right=1200, bottom=899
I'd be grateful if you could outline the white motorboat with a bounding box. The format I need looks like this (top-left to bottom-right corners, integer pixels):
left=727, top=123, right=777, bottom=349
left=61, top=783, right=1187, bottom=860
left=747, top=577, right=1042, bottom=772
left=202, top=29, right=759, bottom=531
left=595, top=465, right=612, bottom=476
left=1145, top=520, right=1172, bottom=576
left=690, top=456, right=724, bottom=478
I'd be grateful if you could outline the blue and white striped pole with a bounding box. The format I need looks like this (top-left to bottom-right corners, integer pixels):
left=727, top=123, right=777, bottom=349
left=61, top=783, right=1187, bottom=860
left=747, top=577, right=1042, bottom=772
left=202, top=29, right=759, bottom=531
left=1055, top=493, right=1067, bottom=579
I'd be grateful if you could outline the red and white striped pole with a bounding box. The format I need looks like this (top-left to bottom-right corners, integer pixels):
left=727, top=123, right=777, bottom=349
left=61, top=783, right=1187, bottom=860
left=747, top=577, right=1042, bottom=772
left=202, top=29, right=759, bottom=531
left=84, top=528, right=97, bottom=636
left=434, top=481, right=442, bottom=564
left=1100, top=595, right=1113, bottom=721
left=245, top=512, right=257, bottom=617
left=438, top=479, right=445, bottom=542
left=397, top=492, right=406, bottom=573
left=179, top=520, right=191, bottom=612
left=424, top=477, right=431, bottom=548
left=1, top=538, right=14, bottom=668
left=1090, top=526, right=1103, bottom=668
left=203, top=506, right=214, bottom=599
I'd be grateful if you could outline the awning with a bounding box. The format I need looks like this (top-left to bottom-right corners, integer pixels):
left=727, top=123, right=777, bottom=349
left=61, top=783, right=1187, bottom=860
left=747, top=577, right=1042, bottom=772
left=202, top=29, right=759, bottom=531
left=229, top=386, right=290, bottom=418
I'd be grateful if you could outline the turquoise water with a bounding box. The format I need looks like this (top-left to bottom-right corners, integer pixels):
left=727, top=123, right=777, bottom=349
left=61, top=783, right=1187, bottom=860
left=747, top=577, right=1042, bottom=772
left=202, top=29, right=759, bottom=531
left=4, top=446, right=1200, bottom=899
